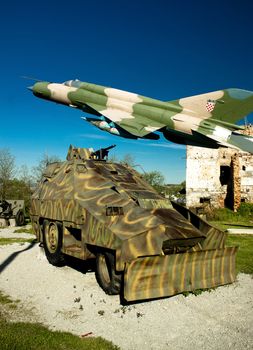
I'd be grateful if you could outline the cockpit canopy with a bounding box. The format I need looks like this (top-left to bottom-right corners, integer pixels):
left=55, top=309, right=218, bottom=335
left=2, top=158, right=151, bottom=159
left=63, top=79, right=82, bottom=88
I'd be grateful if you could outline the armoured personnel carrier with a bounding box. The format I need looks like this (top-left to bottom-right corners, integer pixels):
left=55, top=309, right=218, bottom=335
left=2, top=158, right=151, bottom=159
left=30, top=145, right=237, bottom=301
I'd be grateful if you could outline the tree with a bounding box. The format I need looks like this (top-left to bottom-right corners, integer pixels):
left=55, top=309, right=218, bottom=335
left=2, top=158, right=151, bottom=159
left=109, top=153, right=135, bottom=166
left=0, top=148, right=15, bottom=199
left=108, top=154, right=119, bottom=163
left=142, top=170, right=165, bottom=194
left=164, top=181, right=186, bottom=202
left=19, top=164, right=33, bottom=187
left=120, top=154, right=135, bottom=167
left=6, top=178, right=32, bottom=211
left=32, top=153, right=61, bottom=183
left=16, top=165, right=34, bottom=210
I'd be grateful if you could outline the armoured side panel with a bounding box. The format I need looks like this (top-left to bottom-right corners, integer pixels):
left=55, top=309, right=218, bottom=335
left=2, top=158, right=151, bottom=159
left=82, top=211, right=120, bottom=250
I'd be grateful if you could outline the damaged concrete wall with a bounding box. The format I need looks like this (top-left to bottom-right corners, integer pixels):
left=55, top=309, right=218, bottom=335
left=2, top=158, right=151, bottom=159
left=240, top=153, right=253, bottom=203
left=186, top=146, right=253, bottom=211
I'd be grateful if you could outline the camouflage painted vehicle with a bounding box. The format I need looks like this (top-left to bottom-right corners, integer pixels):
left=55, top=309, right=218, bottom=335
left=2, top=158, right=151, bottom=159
left=30, top=145, right=238, bottom=301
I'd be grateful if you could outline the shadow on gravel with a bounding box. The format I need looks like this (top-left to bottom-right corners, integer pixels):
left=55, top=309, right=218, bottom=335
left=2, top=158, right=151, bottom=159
left=0, top=240, right=37, bottom=274
left=65, top=255, right=96, bottom=275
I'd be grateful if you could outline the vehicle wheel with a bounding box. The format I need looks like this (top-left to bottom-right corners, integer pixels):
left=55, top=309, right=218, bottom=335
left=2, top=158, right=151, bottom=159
left=95, top=251, right=122, bottom=295
left=16, top=210, right=25, bottom=226
left=43, top=220, right=65, bottom=266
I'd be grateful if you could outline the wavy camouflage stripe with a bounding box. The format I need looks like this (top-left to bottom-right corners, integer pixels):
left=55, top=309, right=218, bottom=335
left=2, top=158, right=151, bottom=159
left=124, top=247, right=238, bottom=301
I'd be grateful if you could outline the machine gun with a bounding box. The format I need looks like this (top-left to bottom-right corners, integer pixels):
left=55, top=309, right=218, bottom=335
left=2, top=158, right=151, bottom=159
left=91, top=145, right=116, bottom=160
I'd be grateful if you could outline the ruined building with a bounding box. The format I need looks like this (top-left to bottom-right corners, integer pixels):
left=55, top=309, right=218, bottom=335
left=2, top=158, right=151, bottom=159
left=186, top=126, right=253, bottom=211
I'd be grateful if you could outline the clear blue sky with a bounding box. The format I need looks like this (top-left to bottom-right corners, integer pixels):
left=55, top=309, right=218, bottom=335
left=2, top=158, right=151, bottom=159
left=0, top=0, right=253, bottom=183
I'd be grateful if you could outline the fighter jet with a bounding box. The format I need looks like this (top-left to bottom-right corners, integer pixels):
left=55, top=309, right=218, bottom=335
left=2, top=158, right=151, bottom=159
left=28, top=79, right=253, bottom=153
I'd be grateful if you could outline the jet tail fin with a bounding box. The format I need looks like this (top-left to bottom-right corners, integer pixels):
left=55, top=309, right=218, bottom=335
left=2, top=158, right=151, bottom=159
left=168, top=88, right=253, bottom=124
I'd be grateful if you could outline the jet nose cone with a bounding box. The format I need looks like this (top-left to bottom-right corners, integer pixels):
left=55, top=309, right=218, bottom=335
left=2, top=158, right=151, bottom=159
left=27, top=85, right=34, bottom=91
left=29, top=81, right=51, bottom=99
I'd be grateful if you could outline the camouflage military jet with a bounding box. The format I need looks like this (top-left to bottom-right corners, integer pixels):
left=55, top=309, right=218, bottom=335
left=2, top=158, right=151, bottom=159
left=28, top=79, right=253, bottom=153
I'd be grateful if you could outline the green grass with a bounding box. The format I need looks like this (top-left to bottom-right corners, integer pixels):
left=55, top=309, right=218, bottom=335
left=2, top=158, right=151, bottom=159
left=0, top=317, right=119, bottom=350
left=207, top=203, right=253, bottom=225
left=226, top=234, right=253, bottom=274
left=0, top=291, right=119, bottom=350
left=0, top=238, right=35, bottom=246
left=13, top=227, right=34, bottom=234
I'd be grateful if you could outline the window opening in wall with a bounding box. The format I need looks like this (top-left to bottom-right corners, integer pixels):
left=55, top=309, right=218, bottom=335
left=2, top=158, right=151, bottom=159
left=200, top=197, right=211, bottom=204
left=242, top=165, right=246, bottom=171
left=220, top=166, right=231, bottom=185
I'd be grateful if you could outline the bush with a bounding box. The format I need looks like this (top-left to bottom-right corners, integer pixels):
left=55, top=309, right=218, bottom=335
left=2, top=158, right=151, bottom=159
left=207, top=203, right=253, bottom=223
left=237, top=203, right=253, bottom=218
left=207, top=208, right=238, bottom=221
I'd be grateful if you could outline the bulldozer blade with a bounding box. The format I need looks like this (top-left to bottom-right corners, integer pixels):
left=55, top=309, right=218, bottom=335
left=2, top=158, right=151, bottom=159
left=124, top=246, right=238, bottom=301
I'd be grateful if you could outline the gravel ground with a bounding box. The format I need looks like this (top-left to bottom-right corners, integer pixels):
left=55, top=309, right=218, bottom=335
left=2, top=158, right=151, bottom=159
left=0, top=226, right=34, bottom=239
left=0, top=226, right=253, bottom=350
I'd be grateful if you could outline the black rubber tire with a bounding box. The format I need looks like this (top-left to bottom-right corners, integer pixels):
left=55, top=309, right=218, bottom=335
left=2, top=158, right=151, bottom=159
left=95, top=251, right=122, bottom=295
left=16, top=210, right=25, bottom=226
left=43, top=220, right=65, bottom=266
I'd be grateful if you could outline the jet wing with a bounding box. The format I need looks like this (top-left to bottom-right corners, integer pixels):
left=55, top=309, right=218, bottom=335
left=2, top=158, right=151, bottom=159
left=100, top=109, right=164, bottom=137
left=83, top=102, right=165, bottom=138
left=83, top=88, right=253, bottom=137
left=81, top=87, right=253, bottom=145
